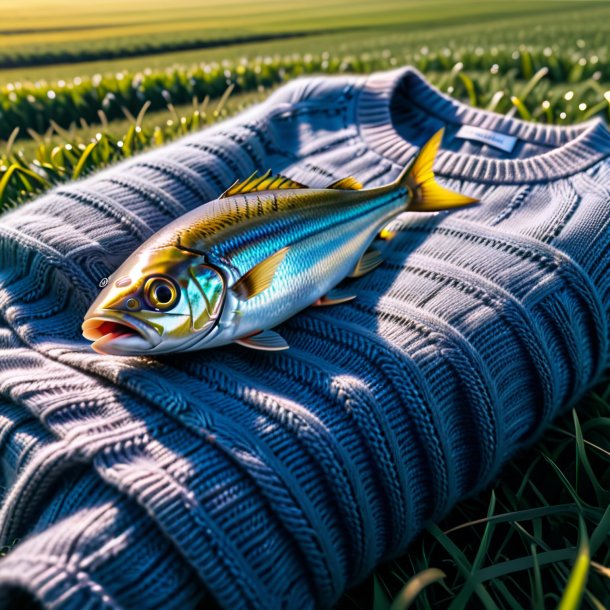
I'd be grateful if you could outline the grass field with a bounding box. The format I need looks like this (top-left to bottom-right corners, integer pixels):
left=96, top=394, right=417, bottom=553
left=0, top=0, right=603, bottom=69
left=1, top=1, right=609, bottom=609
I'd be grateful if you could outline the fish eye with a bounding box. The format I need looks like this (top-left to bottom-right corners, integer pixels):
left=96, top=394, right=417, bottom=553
left=144, top=277, right=179, bottom=311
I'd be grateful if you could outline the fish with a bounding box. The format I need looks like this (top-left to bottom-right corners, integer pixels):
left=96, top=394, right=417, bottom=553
left=82, top=128, right=477, bottom=355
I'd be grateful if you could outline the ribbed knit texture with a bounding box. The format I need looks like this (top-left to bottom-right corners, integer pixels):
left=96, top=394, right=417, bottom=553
left=0, top=65, right=609, bottom=609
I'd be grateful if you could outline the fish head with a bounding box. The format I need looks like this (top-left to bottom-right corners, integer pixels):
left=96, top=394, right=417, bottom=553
left=82, top=245, right=226, bottom=355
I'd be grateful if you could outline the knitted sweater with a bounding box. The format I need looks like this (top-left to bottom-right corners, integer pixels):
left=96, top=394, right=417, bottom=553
left=0, top=65, right=609, bottom=610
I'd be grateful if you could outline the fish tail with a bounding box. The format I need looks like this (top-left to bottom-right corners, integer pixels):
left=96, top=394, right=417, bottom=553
left=393, top=128, right=478, bottom=211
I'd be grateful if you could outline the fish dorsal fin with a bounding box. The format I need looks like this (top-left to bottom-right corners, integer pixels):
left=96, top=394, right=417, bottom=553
left=231, top=246, right=289, bottom=300
left=220, top=170, right=308, bottom=198
left=326, top=176, right=363, bottom=190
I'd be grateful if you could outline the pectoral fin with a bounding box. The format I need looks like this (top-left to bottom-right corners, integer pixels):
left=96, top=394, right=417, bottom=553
left=231, top=247, right=289, bottom=300
left=350, top=249, right=383, bottom=278
left=312, top=288, right=357, bottom=307
left=235, top=330, right=289, bottom=351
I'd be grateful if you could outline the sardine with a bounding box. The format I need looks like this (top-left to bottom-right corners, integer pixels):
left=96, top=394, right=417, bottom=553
left=82, top=129, right=477, bottom=355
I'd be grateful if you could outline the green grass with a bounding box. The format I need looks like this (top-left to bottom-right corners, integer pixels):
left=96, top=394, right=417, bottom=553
left=0, top=1, right=609, bottom=608
left=0, top=85, right=264, bottom=208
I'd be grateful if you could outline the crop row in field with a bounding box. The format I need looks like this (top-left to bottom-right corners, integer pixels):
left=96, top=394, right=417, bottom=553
left=2, top=2, right=608, bottom=88
left=1, top=0, right=603, bottom=69
left=1, top=43, right=609, bottom=140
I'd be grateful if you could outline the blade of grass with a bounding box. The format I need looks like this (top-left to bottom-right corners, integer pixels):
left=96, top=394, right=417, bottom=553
left=476, top=547, right=575, bottom=582
left=72, top=141, right=98, bottom=179
left=531, top=544, right=544, bottom=610
left=443, top=504, right=583, bottom=535
left=557, top=515, right=590, bottom=610
left=486, top=91, right=504, bottom=112
left=374, top=574, right=391, bottom=610
left=389, top=568, right=446, bottom=610
left=519, top=67, right=549, bottom=104
left=426, top=523, right=500, bottom=609
left=0, top=165, right=19, bottom=204
left=5, top=127, right=19, bottom=158
left=136, top=100, right=152, bottom=128
left=541, top=453, right=583, bottom=508
left=457, top=72, right=478, bottom=106
left=589, top=505, right=610, bottom=556
left=510, top=95, right=532, bottom=120
left=213, top=83, right=235, bottom=118
left=448, top=491, right=497, bottom=609
left=572, top=410, right=609, bottom=506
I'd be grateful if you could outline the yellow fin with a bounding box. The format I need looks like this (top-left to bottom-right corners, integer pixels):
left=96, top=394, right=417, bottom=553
left=231, top=247, right=289, bottom=300
left=378, top=225, right=397, bottom=240
left=393, top=128, right=479, bottom=212
left=221, top=170, right=308, bottom=198
left=326, top=176, right=363, bottom=190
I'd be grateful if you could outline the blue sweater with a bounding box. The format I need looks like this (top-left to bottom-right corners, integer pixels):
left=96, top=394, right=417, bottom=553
left=0, top=66, right=609, bottom=609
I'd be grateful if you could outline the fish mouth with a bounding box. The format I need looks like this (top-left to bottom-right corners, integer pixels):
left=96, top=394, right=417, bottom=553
left=82, top=311, right=162, bottom=355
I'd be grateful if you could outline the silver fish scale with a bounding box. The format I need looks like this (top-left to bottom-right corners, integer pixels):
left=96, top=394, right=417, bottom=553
left=207, top=188, right=409, bottom=341
left=206, top=189, right=406, bottom=269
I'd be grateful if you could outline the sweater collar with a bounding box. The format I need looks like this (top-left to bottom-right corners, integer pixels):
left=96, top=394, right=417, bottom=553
left=356, top=66, right=610, bottom=185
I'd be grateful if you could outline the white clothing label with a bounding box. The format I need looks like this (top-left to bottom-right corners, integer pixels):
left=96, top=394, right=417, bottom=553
left=455, top=125, right=517, bottom=153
